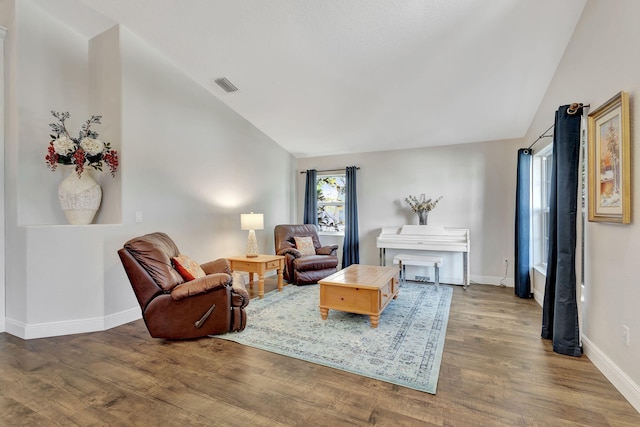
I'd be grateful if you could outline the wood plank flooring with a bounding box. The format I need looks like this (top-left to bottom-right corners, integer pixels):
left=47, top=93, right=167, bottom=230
left=1, top=279, right=639, bottom=426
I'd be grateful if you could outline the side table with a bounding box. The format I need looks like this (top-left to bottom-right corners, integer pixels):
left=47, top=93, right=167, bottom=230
left=227, top=255, right=285, bottom=299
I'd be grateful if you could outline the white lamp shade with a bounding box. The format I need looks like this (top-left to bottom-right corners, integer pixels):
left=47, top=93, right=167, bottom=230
left=241, top=213, right=264, bottom=230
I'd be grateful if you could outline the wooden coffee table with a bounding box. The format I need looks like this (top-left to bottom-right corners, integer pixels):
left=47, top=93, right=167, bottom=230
left=318, top=264, right=399, bottom=328
left=228, top=255, right=285, bottom=299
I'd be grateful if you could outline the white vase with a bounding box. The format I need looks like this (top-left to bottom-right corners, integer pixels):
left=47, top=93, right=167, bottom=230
left=58, top=168, right=102, bottom=225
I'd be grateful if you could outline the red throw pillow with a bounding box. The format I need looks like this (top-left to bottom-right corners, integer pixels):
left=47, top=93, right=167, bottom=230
left=172, top=254, right=206, bottom=282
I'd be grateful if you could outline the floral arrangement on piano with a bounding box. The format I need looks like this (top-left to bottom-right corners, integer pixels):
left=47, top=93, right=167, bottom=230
left=405, top=194, right=443, bottom=225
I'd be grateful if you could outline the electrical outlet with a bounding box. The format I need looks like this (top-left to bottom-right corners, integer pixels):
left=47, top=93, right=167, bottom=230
left=623, top=325, right=630, bottom=346
left=503, top=258, right=508, bottom=266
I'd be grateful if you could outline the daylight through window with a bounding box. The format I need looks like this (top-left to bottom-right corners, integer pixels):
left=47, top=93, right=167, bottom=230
left=533, top=145, right=553, bottom=267
left=541, top=153, right=553, bottom=264
left=316, top=174, right=345, bottom=232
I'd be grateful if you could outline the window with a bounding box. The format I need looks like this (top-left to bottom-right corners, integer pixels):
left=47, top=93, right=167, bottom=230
left=533, top=145, right=553, bottom=268
left=541, top=153, right=553, bottom=264
left=316, top=174, right=345, bottom=233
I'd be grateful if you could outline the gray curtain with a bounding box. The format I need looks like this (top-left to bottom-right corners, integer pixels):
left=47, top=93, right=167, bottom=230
left=303, top=169, right=317, bottom=226
left=514, top=149, right=533, bottom=298
left=342, top=166, right=359, bottom=268
left=541, top=104, right=582, bottom=357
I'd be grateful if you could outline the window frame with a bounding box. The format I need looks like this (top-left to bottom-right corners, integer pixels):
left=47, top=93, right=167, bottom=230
left=542, top=151, right=553, bottom=265
left=316, top=173, right=346, bottom=234
left=533, top=145, right=553, bottom=271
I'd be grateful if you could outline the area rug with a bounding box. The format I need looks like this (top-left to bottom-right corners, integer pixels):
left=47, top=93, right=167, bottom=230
left=216, top=282, right=452, bottom=394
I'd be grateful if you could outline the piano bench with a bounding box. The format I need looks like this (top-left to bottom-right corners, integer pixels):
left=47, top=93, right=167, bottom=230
left=392, top=254, right=443, bottom=288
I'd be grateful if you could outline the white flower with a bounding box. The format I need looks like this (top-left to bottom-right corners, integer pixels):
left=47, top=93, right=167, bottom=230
left=80, top=138, right=105, bottom=156
left=405, top=194, right=443, bottom=213
left=52, top=136, right=76, bottom=155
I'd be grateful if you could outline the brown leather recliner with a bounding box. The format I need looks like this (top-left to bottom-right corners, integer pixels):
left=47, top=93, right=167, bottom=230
left=274, top=224, right=339, bottom=285
left=118, top=232, right=249, bottom=339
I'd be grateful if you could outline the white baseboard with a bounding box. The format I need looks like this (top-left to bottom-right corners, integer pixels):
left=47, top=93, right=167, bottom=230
left=533, top=288, right=544, bottom=306
left=582, top=335, right=640, bottom=413
left=404, top=275, right=513, bottom=287
left=4, top=307, right=141, bottom=340
left=104, top=307, right=142, bottom=330
left=470, top=274, right=513, bottom=287
left=4, top=318, right=25, bottom=338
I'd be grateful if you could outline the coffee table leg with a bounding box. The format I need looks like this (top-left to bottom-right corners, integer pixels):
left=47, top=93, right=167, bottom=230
left=258, top=274, right=265, bottom=299
left=277, top=268, right=283, bottom=292
left=320, top=307, right=328, bottom=320
left=369, top=314, right=380, bottom=328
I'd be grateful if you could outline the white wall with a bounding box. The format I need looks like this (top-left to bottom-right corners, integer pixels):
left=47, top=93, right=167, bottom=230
left=526, top=0, right=640, bottom=411
left=0, top=23, right=7, bottom=333
left=16, top=0, right=90, bottom=226
left=3, top=1, right=295, bottom=338
left=89, top=25, right=122, bottom=225
left=296, top=139, right=519, bottom=286
left=2, top=0, right=24, bottom=334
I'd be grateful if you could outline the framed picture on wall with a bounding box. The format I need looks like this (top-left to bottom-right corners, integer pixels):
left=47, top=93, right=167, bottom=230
left=587, top=91, right=631, bottom=224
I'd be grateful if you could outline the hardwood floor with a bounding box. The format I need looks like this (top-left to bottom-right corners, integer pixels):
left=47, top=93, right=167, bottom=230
left=1, top=279, right=639, bottom=426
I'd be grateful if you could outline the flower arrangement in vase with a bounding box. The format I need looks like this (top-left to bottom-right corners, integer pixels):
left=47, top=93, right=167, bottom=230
left=45, top=111, right=119, bottom=177
left=44, top=111, right=119, bottom=225
left=405, top=194, right=443, bottom=225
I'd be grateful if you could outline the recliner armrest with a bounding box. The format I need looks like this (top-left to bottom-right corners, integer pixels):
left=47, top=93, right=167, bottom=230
left=317, top=245, right=339, bottom=256
left=201, top=258, right=232, bottom=275
left=277, top=247, right=302, bottom=258
left=231, top=287, right=250, bottom=309
left=170, top=273, right=231, bottom=301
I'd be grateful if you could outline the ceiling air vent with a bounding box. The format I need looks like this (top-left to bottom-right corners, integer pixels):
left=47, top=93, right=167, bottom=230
left=213, top=77, right=238, bottom=93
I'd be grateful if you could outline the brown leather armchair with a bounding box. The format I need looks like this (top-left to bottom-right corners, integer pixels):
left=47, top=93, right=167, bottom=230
left=118, top=232, right=249, bottom=339
left=274, top=224, right=339, bottom=285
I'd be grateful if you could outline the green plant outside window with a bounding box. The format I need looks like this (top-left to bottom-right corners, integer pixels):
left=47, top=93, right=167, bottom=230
left=317, top=175, right=345, bottom=232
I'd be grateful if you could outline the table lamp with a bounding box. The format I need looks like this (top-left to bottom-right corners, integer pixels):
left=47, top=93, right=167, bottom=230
left=241, top=212, right=264, bottom=257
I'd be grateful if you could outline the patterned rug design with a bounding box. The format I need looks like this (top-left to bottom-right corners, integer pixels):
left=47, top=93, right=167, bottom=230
left=216, top=282, right=452, bottom=394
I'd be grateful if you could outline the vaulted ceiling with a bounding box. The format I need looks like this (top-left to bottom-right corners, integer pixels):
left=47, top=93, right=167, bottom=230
left=40, top=0, right=587, bottom=157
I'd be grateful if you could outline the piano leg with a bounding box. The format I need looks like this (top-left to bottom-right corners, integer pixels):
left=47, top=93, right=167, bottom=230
left=463, top=252, right=469, bottom=290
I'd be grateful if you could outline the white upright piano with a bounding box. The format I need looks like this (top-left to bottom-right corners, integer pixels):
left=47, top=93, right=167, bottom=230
left=376, top=225, right=470, bottom=288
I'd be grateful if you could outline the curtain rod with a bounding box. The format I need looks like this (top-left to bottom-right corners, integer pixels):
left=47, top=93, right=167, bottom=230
left=526, top=124, right=555, bottom=150
left=526, top=103, right=590, bottom=151
left=300, top=167, right=360, bottom=174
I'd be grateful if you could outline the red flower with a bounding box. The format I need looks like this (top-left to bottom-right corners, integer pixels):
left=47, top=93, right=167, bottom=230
left=45, top=142, right=59, bottom=172
left=103, top=150, right=119, bottom=178
left=73, top=148, right=86, bottom=176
